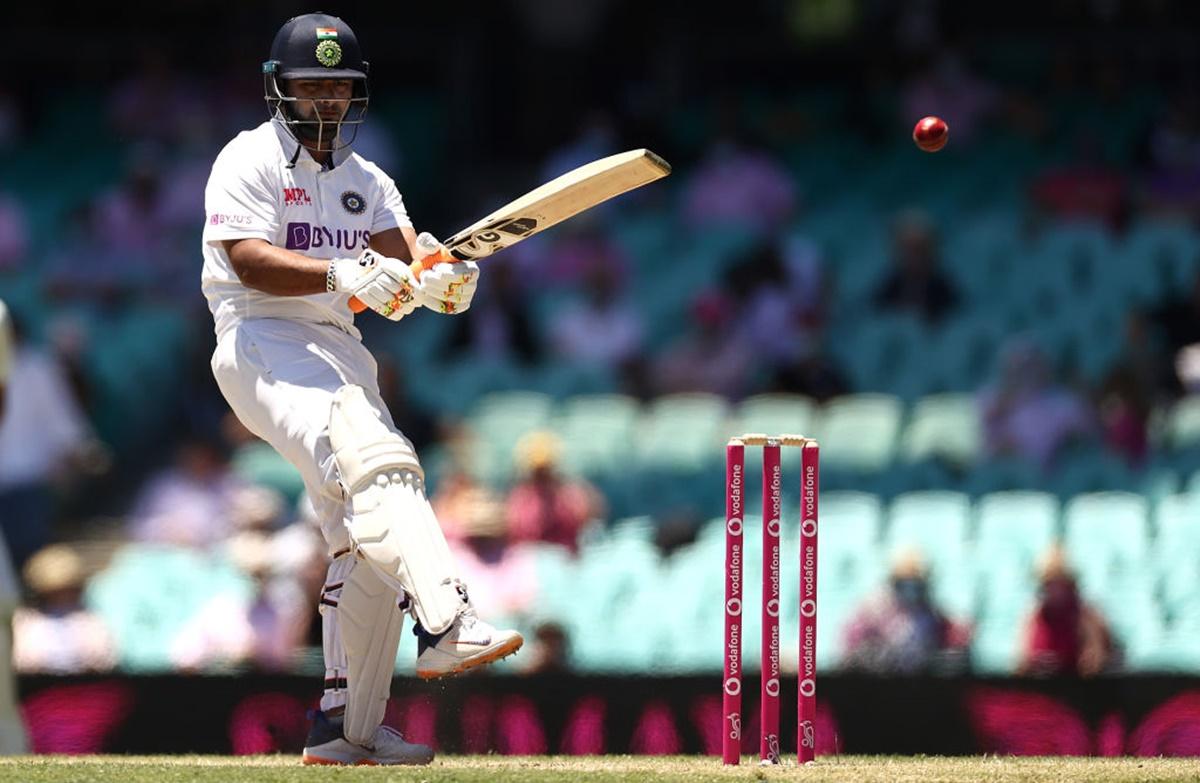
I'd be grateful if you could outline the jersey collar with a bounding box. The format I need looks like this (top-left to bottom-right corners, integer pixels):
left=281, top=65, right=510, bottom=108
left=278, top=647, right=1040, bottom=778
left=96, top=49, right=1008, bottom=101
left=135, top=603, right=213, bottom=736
left=271, top=120, right=352, bottom=170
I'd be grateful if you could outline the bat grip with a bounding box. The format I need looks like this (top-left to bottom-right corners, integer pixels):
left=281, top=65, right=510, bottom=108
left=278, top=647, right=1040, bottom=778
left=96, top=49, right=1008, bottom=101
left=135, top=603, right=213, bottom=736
left=348, top=248, right=453, bottom=314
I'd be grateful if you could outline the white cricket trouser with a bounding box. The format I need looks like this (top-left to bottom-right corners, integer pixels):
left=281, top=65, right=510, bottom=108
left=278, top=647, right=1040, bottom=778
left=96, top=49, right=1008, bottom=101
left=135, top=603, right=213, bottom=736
left=211, top=317, right=402, bottom=714
left=211, top=318, right=395, bottom=554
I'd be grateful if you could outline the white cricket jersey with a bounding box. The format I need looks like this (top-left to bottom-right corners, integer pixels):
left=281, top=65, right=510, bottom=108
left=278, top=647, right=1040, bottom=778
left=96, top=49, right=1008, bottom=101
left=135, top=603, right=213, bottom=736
left=201, top=121, right=412, bottom=338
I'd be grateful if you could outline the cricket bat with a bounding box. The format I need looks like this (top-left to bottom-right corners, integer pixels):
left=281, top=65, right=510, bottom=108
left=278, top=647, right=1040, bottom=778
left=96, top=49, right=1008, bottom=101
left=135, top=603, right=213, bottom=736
left=350, top=148, right=671, bottom=313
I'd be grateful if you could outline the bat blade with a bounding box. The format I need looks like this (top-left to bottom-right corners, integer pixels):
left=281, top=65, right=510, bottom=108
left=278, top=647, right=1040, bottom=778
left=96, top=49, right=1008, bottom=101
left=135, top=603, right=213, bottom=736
left=350, top=148, right=670, bottom=313
left=440, top=148, right=671, bottom=262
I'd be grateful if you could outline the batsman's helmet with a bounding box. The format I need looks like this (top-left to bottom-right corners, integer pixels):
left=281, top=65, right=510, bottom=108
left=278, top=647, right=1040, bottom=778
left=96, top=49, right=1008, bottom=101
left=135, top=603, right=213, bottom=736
left=262, top=12, right=369, bottom=150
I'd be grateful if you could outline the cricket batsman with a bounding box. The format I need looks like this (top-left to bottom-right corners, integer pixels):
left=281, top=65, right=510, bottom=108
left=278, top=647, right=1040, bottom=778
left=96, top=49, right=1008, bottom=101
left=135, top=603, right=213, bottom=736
left=202, top=12, right=523, bottom=765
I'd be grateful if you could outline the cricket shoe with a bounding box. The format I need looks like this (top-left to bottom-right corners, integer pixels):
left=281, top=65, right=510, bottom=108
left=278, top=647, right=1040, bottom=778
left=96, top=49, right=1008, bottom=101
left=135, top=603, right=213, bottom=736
left=414, top=607, right=524, bottom=679
left=301, top=710, right=434, bottom=766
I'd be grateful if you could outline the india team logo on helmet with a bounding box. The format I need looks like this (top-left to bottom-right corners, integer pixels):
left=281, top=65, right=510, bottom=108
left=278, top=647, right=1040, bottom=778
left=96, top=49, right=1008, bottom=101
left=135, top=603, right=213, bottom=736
left=316, top=40, right=343, bottom=68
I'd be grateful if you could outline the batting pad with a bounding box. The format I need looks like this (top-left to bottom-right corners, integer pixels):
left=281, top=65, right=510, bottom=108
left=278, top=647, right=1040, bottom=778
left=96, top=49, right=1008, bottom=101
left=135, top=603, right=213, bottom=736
left=330, top=384, right=466, bottom=635
left=327, top=554, right=405, bottom=745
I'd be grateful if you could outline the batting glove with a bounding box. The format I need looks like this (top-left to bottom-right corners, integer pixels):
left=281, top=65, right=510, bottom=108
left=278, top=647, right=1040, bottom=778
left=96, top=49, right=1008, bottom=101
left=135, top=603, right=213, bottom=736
left=412, top=233, right=480, bottom=315
left=329, top=249, right=434, bottom=322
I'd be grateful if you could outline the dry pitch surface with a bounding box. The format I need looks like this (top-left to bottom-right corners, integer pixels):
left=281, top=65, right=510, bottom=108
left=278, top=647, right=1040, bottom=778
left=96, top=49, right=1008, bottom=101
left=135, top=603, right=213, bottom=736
left=1, top=756, right=1198, bottom=782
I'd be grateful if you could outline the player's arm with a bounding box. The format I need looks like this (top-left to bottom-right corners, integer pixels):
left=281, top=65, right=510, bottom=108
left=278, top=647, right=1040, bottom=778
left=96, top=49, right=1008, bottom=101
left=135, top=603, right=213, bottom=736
left=368, top=227, right=418, bottom=264
left=222, top=239, right=332, bottom=296
left=222, top=238, right=429, bottom=322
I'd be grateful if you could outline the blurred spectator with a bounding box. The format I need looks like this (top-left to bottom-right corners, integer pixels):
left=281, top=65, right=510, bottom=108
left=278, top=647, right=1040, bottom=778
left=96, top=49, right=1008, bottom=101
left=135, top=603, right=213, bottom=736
left=127, top=437, right=248, bottom=549
left=1142, top=92, right=1200, bottom=218
left=768, top=333, right=851, bottom=401
left=445, top=484, right=538, bottom=619
left=979, top=340, right=1096, bottom=468
left=681, top=134, right=796, bottom=233
left=505, top=432, right=603, bottom=553
left=0, top=195, right=27, bottom=272
left=1030, top=131, right=1128, bottom=228
left=520, top=621, right=571, bottom=674
left=726, top=239, right=823, bottom=366
left=447, top=259, right=542, bottom=365
left=12, top=545, right=115, bottom=674
left=872, top=210, right=959, bottom=325
left=91, top=157, right=171, bottom=279
left=108, top=49, right=206, bottom=145
left=0, top=299, right=9, bottom=419
left=1096, top=312, right=1177, bottom=466
left=433, top=464, right=489, bottom=542
left=221, top=413, right=306, bottom=506
left=377, top=357, right=437, bottom=453
left=44, top=203, right=128, bottom=304
left=902, top=51, right=998, bottom=145
left=550, top=260, right=644, bottom=370
left=0, top=88, right=22, bottom=151
left=171, top=534, right=311, bottom=672
left=1178, top=342, right=1200, bottom=393
left=541, top=113, right=617, bottom=183
left=841, top=550, right=969, bottom=674
left=653, top=291, right=755, bottom=398
left=1018, top=548, right=1115, bottom=677
left=0, top=315, right=97, bottom=568
left=1150, top=269, right=1200, bottom=359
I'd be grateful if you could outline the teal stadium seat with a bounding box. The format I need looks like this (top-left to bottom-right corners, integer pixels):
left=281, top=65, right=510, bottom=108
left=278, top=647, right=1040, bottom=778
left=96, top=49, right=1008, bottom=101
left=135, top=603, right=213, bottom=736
left=230, top=442, right=306, bottom=505
left=1062, top=492, right=1150, bottom=595
left=975, top=491, right=1059, bottom=565
left=554, top=394, right=640, bottom=477
left=1088, top=574, right=1164, bottom=669
left=816, top=492, right=885, bottom=664
left=1164, top=396, right=1200, bottom=453
left=817, top=394, right=903, bottom=473
left=899, top=393, right=982, bottom=467
left=464, top=390, right=554, bottom=485
left=834, top=318, right=927, bottom=395
left=885, top=491, right=971, bottom=567
left=1155, top=494, right=1200, bottom=616
left=636, top=393, right=729, bottom=471
left=1115, top=221, right=1200, bottom=305
left=85, top=546, right=253, bottom=672
left=566, top=520, right=661, bottom=672
left=731, top=394, right=818, bottom=441
left=928, top=314, right=1006, bottom=391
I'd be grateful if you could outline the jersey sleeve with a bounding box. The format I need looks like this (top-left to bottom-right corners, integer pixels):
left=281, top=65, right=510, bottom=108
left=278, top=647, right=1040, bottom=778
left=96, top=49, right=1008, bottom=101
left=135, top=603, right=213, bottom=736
left=371, top=171, right=413, bottom=234
left=202, top=144, right=279, bottom=245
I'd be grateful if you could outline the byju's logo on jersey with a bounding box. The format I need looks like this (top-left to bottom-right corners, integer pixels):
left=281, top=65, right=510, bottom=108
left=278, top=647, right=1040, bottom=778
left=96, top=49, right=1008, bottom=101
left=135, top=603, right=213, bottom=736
left=285, top=222, right=370, bottom=251
left=283, top=187, right=312, bottom=207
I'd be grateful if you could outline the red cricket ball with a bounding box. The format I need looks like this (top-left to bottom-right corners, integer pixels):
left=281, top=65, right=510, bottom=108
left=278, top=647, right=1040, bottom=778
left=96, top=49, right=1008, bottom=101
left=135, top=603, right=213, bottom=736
left=912, top=116, right=949, bottom=152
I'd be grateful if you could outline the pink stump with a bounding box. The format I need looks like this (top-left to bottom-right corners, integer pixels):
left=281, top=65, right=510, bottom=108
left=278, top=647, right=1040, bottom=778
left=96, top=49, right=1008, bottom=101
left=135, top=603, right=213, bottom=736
left=798, top=442, right=820, bottom=764
left=760, top=442, right=782, bottom=764
left=722, top=443, right=745, bottom=765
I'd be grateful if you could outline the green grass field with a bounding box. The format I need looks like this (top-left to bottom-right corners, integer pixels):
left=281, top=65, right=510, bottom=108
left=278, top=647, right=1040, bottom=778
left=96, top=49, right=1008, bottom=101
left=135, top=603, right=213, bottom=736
left=0, top=756, right=1197, bottom=783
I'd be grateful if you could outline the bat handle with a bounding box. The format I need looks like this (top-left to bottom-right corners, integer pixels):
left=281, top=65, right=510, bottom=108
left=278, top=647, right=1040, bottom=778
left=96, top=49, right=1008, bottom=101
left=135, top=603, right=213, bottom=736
left=348, top=240, right=453, bottom=314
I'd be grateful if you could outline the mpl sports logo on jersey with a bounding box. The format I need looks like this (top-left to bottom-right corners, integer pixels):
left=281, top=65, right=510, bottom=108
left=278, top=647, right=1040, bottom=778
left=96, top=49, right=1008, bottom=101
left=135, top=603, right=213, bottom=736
left=283, top=187, right=312, bottom=206
left=285, top=222, right=370, bottom=252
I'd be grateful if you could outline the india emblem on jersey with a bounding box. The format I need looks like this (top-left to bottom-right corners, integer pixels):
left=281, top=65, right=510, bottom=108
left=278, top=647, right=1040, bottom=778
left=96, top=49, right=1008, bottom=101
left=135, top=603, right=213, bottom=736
left=341, top=191, right=366, bottom=215
left=316, top=39, right=343, bottom=67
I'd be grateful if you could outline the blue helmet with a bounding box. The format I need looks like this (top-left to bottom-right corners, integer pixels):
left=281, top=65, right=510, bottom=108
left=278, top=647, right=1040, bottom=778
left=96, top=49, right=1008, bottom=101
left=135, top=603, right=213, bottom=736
left=262, top=12, right=369, bottom=150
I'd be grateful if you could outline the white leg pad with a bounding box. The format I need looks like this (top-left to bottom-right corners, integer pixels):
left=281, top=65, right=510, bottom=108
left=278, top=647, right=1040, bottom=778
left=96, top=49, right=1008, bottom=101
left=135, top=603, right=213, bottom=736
left=323, top=553, right=406, bottom=747
left=330, top=384, right=466, bottom=635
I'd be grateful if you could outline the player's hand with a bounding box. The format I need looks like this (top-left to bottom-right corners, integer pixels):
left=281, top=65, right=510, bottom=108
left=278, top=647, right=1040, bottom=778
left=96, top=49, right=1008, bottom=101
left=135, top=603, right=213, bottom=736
left=329, top=249, right=432, bottom=322
left=412, top=233, right=479, bottom=314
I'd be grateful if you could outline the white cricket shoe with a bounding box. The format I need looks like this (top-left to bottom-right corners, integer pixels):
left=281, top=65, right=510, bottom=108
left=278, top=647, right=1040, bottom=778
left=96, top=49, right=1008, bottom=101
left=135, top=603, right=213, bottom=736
left=414, top=607, right=524, bottom=679
left=301, top=711, right=434, bottom=766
